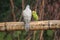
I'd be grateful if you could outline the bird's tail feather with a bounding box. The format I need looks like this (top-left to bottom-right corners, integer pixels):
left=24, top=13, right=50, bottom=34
left=25, top=23, right=30, bottom=31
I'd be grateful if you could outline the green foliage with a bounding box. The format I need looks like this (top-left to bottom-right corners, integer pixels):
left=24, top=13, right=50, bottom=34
left=14, top=0, right=22, bottom=7
left=0, top=32, right=5, bottom=40
left=44, top=30, right=54, bottom=40
left=47, top=30, right=54, bottom=37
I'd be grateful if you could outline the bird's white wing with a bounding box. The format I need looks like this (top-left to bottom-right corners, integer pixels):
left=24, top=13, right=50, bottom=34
left=22, top=8, right=32, bottom=23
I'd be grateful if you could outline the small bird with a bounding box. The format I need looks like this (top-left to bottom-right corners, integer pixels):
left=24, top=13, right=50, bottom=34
left=22, top=5, right=32, bottom=31
left=32, top=11, right=38, bottom=21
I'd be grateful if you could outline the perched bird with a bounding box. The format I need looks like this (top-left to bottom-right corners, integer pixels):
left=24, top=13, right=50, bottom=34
left=22, top=5, right=32, bottom=31
left=32, top=11, right=38, bottom=21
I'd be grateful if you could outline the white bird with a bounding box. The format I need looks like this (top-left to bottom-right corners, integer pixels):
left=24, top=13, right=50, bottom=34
left=22, top=5, right=32, bottom=31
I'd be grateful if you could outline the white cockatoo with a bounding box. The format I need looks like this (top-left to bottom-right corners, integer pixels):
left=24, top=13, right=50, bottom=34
left=22, top=5, right=32, bottom=31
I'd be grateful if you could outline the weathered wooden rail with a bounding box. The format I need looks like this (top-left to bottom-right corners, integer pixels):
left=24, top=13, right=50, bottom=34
left=0, top=20, right=60, bottom=31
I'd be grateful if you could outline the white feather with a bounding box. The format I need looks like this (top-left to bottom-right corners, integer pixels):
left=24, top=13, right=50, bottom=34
left=22, top=5, right=32, bottom=31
